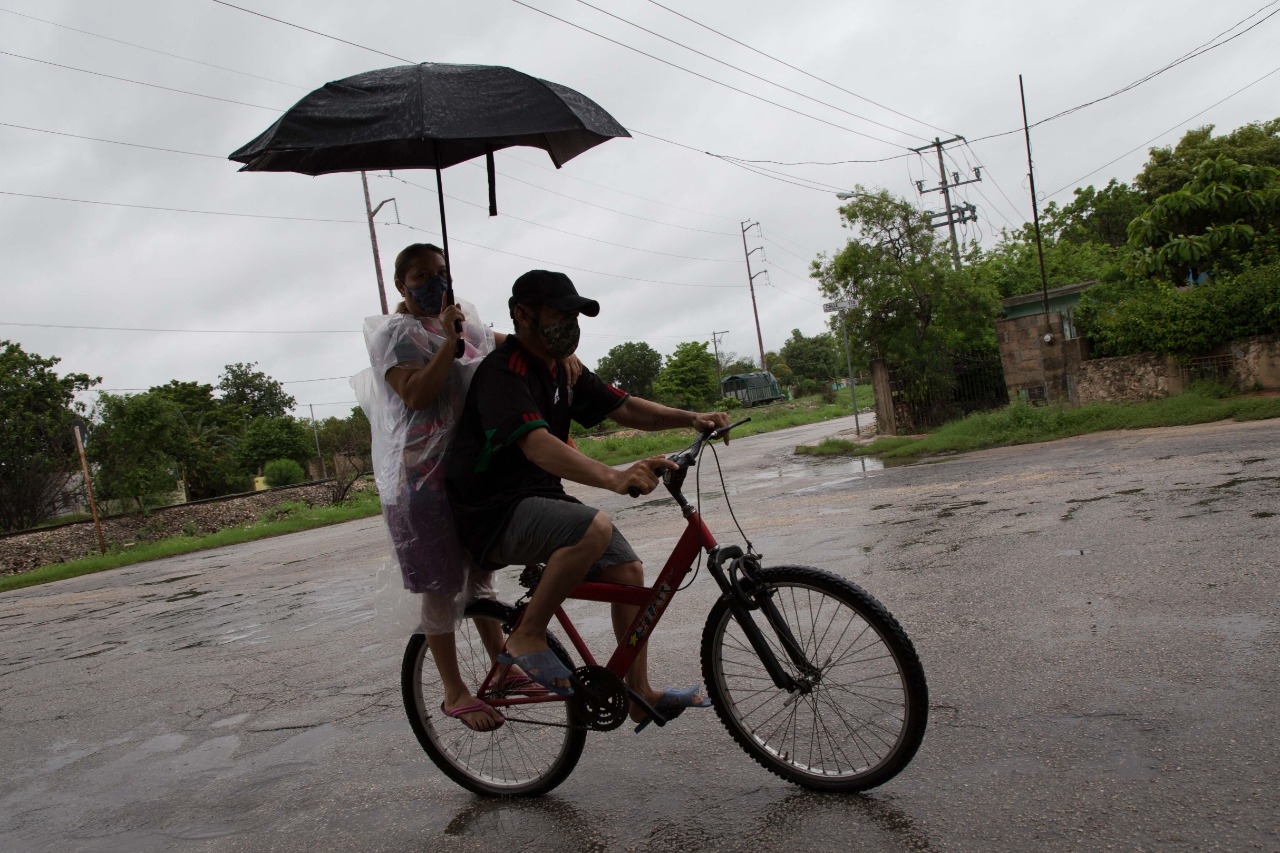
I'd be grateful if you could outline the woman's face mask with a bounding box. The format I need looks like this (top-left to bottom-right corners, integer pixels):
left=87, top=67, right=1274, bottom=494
left=408, top=273, right=450, bottom=316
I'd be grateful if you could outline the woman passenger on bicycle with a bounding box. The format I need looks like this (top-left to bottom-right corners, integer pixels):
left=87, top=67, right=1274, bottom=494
left=359, top=243, right=580, bottom=732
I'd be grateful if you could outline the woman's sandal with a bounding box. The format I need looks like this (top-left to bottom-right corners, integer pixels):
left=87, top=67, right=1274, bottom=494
left=441, top=699, right=505, bottom=732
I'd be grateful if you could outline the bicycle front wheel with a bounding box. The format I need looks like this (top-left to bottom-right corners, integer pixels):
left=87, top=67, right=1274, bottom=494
left=401, top=598, right=585, bottom=797
left=702, top=566, right=927, bottom=792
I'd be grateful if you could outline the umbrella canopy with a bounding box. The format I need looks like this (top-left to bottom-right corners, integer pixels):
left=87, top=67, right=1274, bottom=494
left=228, top=62, right=630, bottom=175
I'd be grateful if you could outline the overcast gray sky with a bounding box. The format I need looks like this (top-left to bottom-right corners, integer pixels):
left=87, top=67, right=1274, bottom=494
left=3, top=0, right=1277, bottom=419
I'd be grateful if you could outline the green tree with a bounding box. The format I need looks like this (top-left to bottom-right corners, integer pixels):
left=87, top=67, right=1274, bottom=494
left=0, top=341, right=99, bottom=531
left=779, top=329, right=841, bottom=383
left=150, top=380, right=247, bottom=499
left=1127, top=154, right=1280, bottom=281
left=89, top=392, right=185, bottom=510
left=969, top=225, right=1123, bottom=300
left=764, top=352, right=793, bottom=385
left=719, top=354, right=759, bottom=377
left=316, top=407, right=372, bottom=463
left=237, top=416, right=312, bottom=474
left=1049, top=179, right=1148, bottom=248
left=263, top=458, right=306, bottom=488
left=1135, top=119, right=1280, bottom=201
left=652, top=341, right=719, bottom=410
left=812, top=188, right=999, bottom=372
left=596, top=342, right=662, bottom=399
left=217, top=362, right=296, bottom=421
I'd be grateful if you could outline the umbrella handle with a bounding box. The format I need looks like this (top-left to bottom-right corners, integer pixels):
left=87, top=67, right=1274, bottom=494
left=434, top=151, right=466, bottom=359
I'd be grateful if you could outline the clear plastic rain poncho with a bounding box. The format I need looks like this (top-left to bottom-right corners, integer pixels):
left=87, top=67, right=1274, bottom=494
left=352, top=301, right=496, bottom=634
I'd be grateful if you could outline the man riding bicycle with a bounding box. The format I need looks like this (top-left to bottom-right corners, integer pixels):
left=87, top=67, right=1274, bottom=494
left=444, top=270, right=728, bottom=720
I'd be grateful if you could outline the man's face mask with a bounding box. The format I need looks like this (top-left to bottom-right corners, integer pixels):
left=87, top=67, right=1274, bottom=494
left=531, top=308, right=581, bottom=358
left=409, top=273, right=450, bottom=315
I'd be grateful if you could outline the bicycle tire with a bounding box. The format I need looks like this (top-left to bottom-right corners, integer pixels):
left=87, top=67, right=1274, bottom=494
left=401, top=598, right=586, bottom=797
left=701, top=566, right=927, bottom=792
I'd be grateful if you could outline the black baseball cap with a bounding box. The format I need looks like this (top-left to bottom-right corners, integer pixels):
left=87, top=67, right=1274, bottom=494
left=509, top=270, right=600, bottom=317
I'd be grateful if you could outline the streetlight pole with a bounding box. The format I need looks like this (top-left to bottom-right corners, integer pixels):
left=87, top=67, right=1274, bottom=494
left=823, top=298, right=861, bottom=435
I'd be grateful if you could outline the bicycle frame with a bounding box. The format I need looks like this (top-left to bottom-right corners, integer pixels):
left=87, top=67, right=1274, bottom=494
left=478, top=420, right=811, bottom=719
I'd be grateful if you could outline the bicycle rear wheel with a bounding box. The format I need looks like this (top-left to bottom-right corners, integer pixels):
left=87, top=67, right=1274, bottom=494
left=702, top=566, right=927, bottom=792
left=401, top=598, right=585, bottom=797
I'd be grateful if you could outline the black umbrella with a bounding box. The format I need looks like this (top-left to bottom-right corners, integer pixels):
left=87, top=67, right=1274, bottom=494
left=229, top=62, right=630, bottom=347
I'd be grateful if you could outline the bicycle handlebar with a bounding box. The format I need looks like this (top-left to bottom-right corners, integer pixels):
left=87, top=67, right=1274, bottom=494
left=625, top=417, right=751, bottom=498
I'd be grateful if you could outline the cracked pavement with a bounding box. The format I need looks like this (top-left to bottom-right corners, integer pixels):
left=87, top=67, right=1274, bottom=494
left=1, top=415, right=1277, bottom=851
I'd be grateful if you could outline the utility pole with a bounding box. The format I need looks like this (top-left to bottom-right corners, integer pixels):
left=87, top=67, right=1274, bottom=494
left=710, top=330, right=730, bottom=386
left=361, top=171, right=398, bottom=315
left=740, top=220, right=768, bottom=371
left=1019, top=75, right=1052, bottom=324
left=309, top=403, right=328, bottom=480
left=72, top=424, right=106, bottom=555
left=911, top=136, right=981, bottom=270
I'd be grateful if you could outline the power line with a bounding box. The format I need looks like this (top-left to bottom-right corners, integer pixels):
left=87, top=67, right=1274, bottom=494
left=380, top=173, right=739, bottom=259
left=1, top=321, right=358, bottom=334
left=0, top=50, right=281, bottom=111
left=1045, top=62, right=1280, bottom=200
left=0, top=122, right=224, bottom=159
left=1035, top=1, right=1280, bottom=127
left=0, top=189, right=743, bottom=290
left=206, top=0, right=412, bottom=63
left=393, top=222, right=743, bottom=289
left=640, top=0, right=955, bottom=138
left=969, top=1, right=1280, bottom=145
left=498, top=150, right=737, bottom=222
left=0, top=190, right=368, bottom=223
left=566, top=0, right=929, bottom=144
left=455, top=163, right=737, bottom=236
left=0, top=6, right=309, bottom=89
left=506, top=0, right=913, bottom=152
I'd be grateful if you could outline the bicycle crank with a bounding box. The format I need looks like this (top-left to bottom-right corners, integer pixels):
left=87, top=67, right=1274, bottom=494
left=570, top=665, right=629, bottom=731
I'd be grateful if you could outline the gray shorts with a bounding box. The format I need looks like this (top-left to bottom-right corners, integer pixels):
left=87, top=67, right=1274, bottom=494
left=486, top=496, right=639, bottom=579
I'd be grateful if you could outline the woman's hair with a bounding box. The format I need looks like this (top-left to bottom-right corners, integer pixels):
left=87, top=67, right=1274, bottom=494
left=393, top=243, right=445, bottom=283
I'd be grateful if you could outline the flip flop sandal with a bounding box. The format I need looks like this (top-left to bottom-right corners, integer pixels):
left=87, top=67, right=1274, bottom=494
left=635, top=685, right=713, bottom=732
left=441, top=700, right=505, bottom=732
left=496, top=648, right=574, bottom=696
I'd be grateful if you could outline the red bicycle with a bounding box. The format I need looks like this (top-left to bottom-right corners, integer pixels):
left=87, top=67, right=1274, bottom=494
left=401, top=419, right=928, bottom=796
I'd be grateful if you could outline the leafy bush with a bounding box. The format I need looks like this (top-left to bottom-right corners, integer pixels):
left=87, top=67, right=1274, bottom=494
left=1078, top=262, right=1280, bottom=356
left=719, top=396, right=743, bottom=410
left=263, top=458, right=306, bottom=488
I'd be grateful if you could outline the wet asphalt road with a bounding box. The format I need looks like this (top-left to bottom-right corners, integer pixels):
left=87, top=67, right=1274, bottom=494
left=1, top=416, right=1277, bottom=852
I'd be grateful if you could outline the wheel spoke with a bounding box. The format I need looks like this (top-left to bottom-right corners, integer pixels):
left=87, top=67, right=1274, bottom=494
left=707, top=571, right=925, bottom=789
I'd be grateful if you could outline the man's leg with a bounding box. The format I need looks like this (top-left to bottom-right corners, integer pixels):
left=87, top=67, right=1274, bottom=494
left=503, top=510, right=612, bottom=691
left=595, top=560, right=663, bottom=720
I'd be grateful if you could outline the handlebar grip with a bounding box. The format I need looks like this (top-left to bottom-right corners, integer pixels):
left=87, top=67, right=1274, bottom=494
left=627, top=487, right=641, bottom=498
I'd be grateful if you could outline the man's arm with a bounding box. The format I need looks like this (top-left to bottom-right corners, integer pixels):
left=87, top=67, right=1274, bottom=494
left=610, top=396, right=730, bottom=438
left=517, top=428, right=675, bottom=496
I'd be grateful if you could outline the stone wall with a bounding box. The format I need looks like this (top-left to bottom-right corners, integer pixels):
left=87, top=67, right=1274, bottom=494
left=1073, top=353, right=1184, bottom=405
left=0, top=481, right=357, bottom=576
left=1071, top=334, right=1280, bottom=404
left=1228, top=335, right=1280, bottom=389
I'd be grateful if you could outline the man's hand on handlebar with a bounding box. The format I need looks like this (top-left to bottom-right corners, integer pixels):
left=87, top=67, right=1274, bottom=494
left=691, top=411, right=732, bottom=444
left=616, top=456, right=679, bottom=498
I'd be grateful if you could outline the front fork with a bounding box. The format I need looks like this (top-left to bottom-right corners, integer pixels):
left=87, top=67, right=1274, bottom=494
left=707, top=546, right=820, bottom=694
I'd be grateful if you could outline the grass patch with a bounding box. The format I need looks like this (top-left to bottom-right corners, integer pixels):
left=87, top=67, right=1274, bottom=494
left=796, top=389, right=1280, bottom=462
left=575, top=386, right=871, bottom=466
left=0, top=489, right=382, bottom=594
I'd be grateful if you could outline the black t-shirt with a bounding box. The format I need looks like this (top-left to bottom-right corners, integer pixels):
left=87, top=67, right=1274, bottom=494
left=445, top=336, right=629, bottom=564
